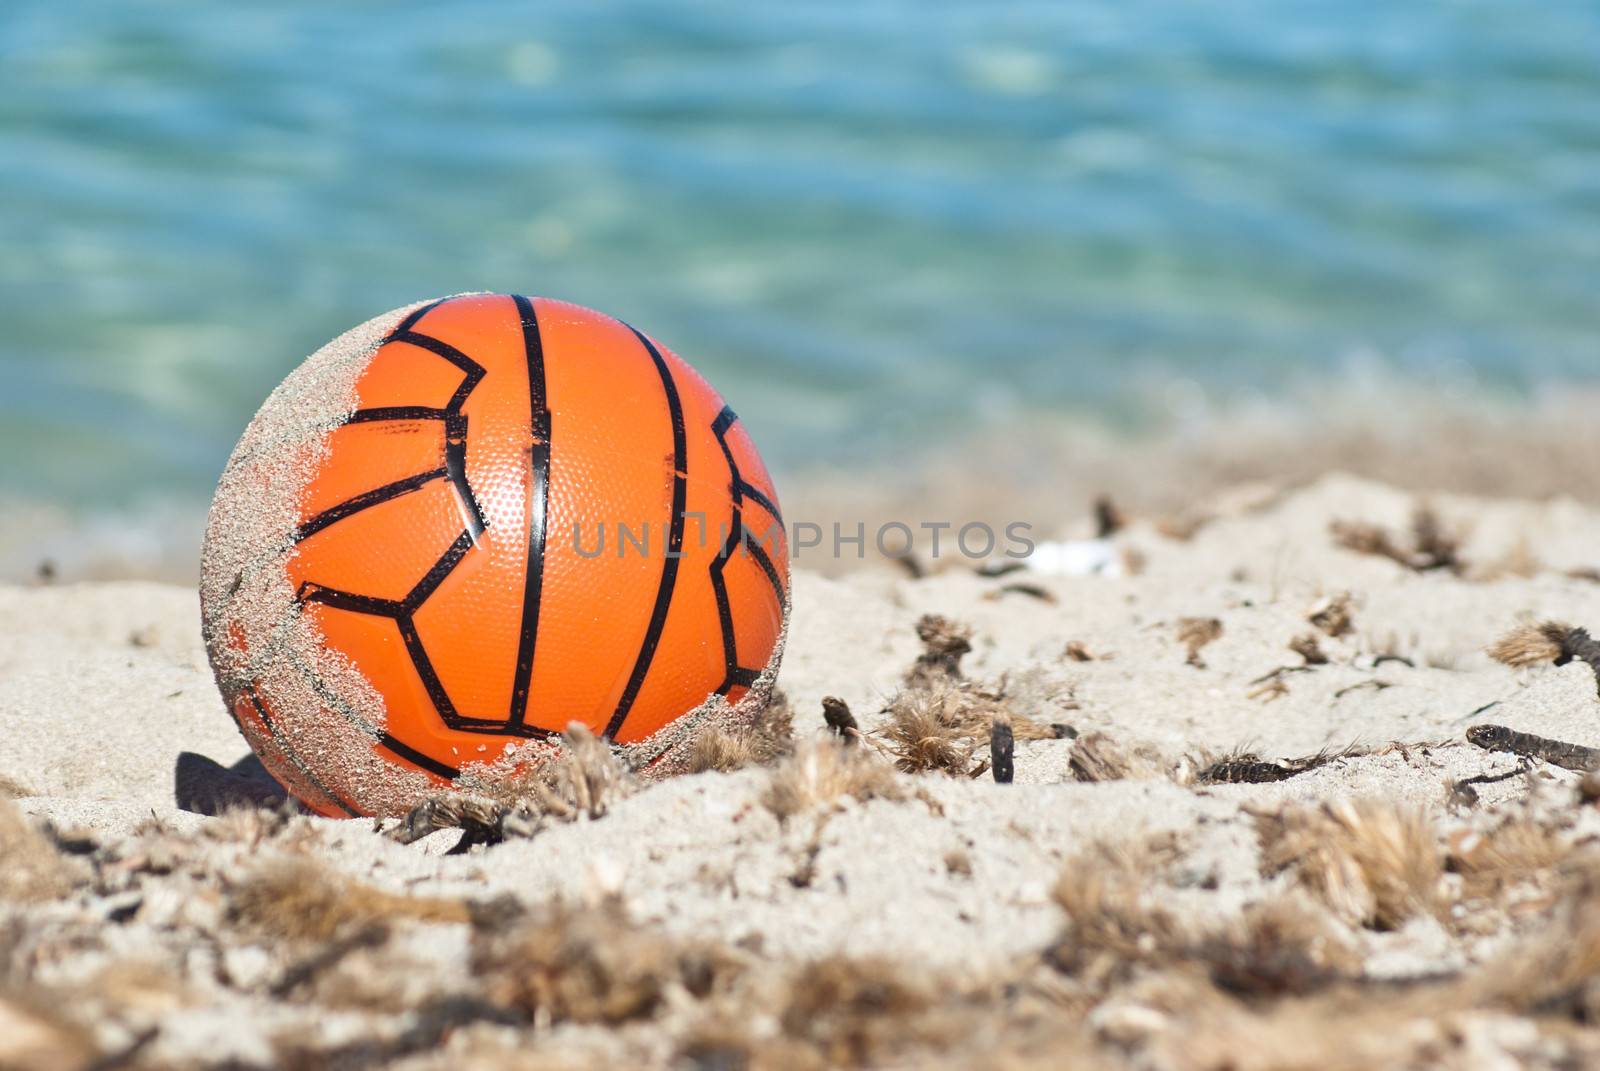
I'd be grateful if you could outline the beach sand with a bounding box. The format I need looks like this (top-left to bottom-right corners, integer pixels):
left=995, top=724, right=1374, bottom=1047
left=7, top=473, right=1600, bottom=1068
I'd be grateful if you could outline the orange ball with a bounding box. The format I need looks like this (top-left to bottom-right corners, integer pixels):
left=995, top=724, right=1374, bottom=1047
left=201, top=294, right=789, bottom=817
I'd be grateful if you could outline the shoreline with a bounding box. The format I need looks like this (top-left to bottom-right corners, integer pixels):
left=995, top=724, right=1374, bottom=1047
left=10, top=381, right=1600, bottom=585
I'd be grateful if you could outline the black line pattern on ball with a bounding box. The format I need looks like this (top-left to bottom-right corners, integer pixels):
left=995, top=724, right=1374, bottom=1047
left=295, top=301, right=488, bottom=543
left=277, top=299, right=784, bottom=778
left=291, top=298, right=556, bottom=775
left=709, top=405, right=788, bottom=696
left=604, top=326, right=689, bottom=741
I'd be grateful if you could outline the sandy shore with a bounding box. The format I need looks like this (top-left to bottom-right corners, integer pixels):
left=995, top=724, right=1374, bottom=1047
left=7, top=473, right=1600, bottom=1068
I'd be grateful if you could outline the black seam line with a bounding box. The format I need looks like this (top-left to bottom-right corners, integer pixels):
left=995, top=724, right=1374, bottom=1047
left=298, top=582, right=403, bottom=617
left=605, top=326, right=689, bottom=741
left=386, top=329, right=486, bottom=387
left=376, top=732, right=460, bottom=780
left=709, top=405, right=787, bottom=601
left=709, top=521, right=742, bottom=693
left=711, top=406, right=744, bottom=507
left=705, top=406, right=785, bottom=695
left=297, top=533, right=553, bottom=739
left=443, top=412, right=487, bottom=540
left=295, top=467, right=448, bottom=543
left=347, top=405, right=450, bottom=424
left=507, top=295, right=551, bottom=730
left=244, top=685, right=362, bottom=817
left=739, top=484, right=783, bottom=530
left=395, top=614, right=464, bottom=725
left=745, top=533, right=785, bottom=604
left=395, top=298, right=447, bottom=334
left=404, top=530, right=475, bottom=609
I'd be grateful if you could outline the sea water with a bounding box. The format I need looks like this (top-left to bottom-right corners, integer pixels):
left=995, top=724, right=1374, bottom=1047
left=2, top=0, right=1597, bottom=506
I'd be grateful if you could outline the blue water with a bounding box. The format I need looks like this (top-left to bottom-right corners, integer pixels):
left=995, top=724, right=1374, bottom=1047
left=3, top=1, right=1598, bottom=505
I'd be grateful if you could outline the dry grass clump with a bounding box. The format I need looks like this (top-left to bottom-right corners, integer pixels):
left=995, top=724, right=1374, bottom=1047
left=1445, top=814, right=1570, bottom=905
left=1048, top=840, right=1184, bottom=984
left=1176, top=617, right=1222, bottom=668
left=1069, top=732, right=1187, bottom=784
left=1155, top=510, right=1211, bottom=542
left=0, top=798, right=76, bottom=902
left=686, top=728, right=761, bottom=774
left=1048, top=841, right=1356, bottom=1001
left=229, top=858, right=470, bottom=942
left=1454, top=857, right=1600, bottom=1021
left=1195, top=747, right=1355, bottom=786
left=473, top=897, right=743, bottom=1027
left=1307, top=592, right=1355, bottom=638
left=778, top=956, right=939, bottom=1069
left=879, top=671, right=1066, bottom=777
left=1487, top=620, right=1600, bottom=697
left=402, top=723, right=633, bottom=846
left=1288, top=633, right=1328, bottom=666
left=906, top=614, right=974, bottom=687
left=880, top=679, right=1012, bottom=775
left=453, top=723, right=629, bottom=817
left=0, top=994, right=100, bottom=1071
left=761, top=739, right=904, bottom=822
left=1255, top=799, right=1442, bottom=930
left=1197, top=895, right=1361, bottom=998
left=687, top=692, right=795, bottom=773
left=1330, top=504, right=1464, bottom=574
left=1488, top=620, right=1573, bottom=667
left=677, top=956, right=976, bottom=1071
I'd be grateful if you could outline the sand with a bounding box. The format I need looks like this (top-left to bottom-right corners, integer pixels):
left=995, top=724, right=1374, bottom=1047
left=7, top=473, right=1600, bottom=1069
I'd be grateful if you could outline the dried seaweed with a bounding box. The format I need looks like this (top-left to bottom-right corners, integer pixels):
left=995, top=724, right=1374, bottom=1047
left=1176, top=617, right=1223, bottom=669
left=229, top=858, right=470, bottom=942
left=470, top=896, right=743, bottom=1030
left=1488, top=620, right=1600, bottom=695
left=1069, top=732, right=1184, bottom=783
left=761, top=739, right=904, bottom=821
left=1330, top=504, right=1465, bottom=574
left=1255, top=798, right=1442, bottom=930
left=397, top=724, right=631, bottom=848
left=822, top=696, right=861, bottom=744
left=906, top=614, right=974, bottom=686
left=986, top=582, right=1057, bottom=604
left=687, top=692, right=794, bottom=773
left=1307, top=592, right=1356, bottom=638
left=882, top=687, right=981, bottom=775
left=1198, top=747, right=1353, bottom=785
left=1466, top=723, right=1600, bottom=772
left=1288, top=633, right=1329, bottom=666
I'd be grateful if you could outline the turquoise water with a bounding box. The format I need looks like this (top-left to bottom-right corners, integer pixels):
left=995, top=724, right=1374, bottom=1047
left=3, top=1, right=1598, bottom=505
